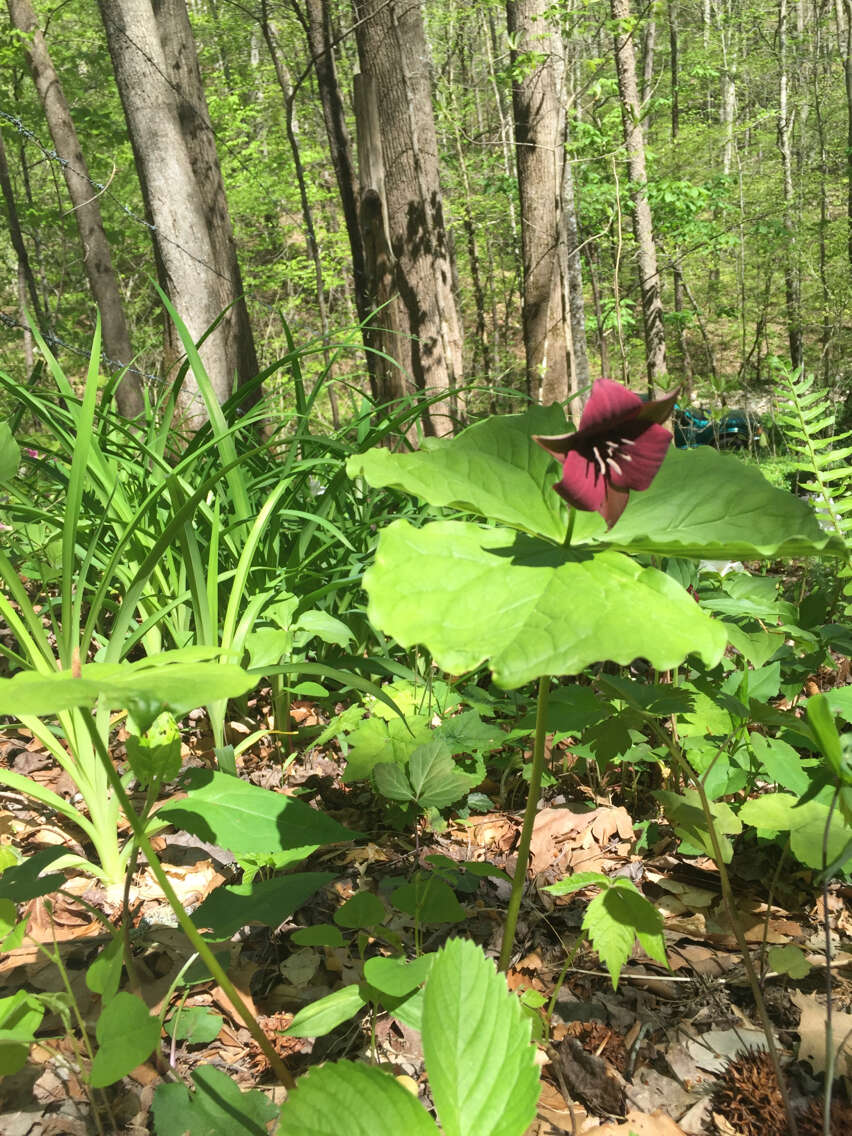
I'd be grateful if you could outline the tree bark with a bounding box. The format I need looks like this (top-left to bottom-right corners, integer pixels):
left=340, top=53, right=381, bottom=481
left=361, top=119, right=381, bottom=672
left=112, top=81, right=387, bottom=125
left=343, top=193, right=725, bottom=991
left=506, top=0, right=570, bottom=405
left=260, top=4, right=339, bottom=427
left=154, top=0, right=259, bottom=398
left=300, top=0, right=371, bottom=337
left=611, top=0, right=667, bottom=387
left=0, top=124, right=44, bottom=334
left=99, top=0, right=236, bottom=428
left=8, top=0, right=144, bottom=417
left=353, top=0, right=464, bottom=437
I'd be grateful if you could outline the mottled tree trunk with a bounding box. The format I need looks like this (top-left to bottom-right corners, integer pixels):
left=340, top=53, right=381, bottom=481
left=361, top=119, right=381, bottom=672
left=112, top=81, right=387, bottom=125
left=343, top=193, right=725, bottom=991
left=611, top=0, right=667, bottom=387
left=99, top=0, right=236, bottom=427
left=506, top=0, right=570, bottom=405
left=154, top=0, right=259, bottom=399
left=8, top=0, right=144, bottom=417
left=353, top=0, right=465, bottom=437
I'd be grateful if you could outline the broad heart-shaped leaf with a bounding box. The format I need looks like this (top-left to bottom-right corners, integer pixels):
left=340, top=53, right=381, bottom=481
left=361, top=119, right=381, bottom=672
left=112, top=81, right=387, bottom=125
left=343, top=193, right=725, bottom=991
left=576, top=448, right=846, bottom=559
left=364, top=521, right=726, bottom=689
left=152, top=1065, right=279, bottom=1135
left=408, top=740, right=474, bottom=808
left=347, top=405, right=570, bottom=542
left=422, top=937, right=539, bottom=1136
left=90, top=991, right=161, bottom=1088
left=157, top=769, right=358, bottom=856
left=192, top=872, right=334, bottom=940
left=373, top=760, right=415, bottom=802
left=0, top=659, right=255, bottom=719
left=738, top=793, right=852, bottom=871
left=278, top=1060, right=437, bottom=1135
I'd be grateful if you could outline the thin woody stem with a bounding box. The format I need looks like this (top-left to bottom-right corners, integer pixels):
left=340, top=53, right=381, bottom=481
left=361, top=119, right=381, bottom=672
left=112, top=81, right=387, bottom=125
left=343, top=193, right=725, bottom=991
left=499, top=674, right=551, bottom=971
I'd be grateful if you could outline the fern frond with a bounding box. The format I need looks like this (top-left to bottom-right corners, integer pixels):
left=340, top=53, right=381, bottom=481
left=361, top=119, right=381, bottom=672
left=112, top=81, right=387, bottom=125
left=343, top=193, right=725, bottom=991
left=777, top=368, right=852, bottom=610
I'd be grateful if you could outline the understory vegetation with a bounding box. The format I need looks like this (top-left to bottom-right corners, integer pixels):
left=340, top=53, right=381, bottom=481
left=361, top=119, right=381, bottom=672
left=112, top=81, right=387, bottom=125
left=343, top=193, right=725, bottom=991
left=0, top=329, right=850, bottom=1135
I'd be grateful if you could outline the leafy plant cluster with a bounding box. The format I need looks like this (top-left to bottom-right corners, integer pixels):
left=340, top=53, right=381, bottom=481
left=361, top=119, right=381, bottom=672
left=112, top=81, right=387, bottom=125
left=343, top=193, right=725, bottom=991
left=1, top=337, right=851, bottom=1132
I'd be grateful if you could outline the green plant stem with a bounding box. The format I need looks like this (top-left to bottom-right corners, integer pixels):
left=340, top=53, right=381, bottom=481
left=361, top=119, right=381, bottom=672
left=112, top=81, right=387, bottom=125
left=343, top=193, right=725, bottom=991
left=822, top=788, right=840, bottom=1136
left=82, top=718, right=296, bottom=1089
left=661, top=734, right=799, bottom=1136
left=499, top=674, right=551, bottom=972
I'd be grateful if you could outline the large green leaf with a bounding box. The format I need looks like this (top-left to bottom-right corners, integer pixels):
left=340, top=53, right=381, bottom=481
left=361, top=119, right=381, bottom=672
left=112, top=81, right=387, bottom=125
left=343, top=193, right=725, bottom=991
left=278, top=1060, right=437, bottom=1135
left=90, top=992, right=161, bottom=1088
left=0, top=659, right=255, bottom=719
left=422, top=938, right=539, bottom=1136
left=153, top=1065, right=279, bottom=1135
left=347, top=406, right=570, bottom=541
left=191, top=872, right=334, bottom=939
left=738, top=794, right=852, bottom=870
left=578, top=448, right=845, bottom=559
left=158, top=769, right=358, bottom=856
left=364, top=521, right=726, bottom=688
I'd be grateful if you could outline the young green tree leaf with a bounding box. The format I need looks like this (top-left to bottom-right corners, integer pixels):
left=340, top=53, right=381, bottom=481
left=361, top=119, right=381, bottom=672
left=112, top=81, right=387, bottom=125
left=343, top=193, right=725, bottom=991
left=422, top=938, right=540, bottom=1136
left=278, top=1060, right=437, bottom=1135
left=90, top=991, right=161, bottom=1087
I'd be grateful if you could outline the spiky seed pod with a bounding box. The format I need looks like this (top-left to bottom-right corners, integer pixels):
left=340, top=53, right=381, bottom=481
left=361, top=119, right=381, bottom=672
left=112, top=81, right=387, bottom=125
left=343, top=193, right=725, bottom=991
left=710, top=1048, right=787, bottom=1136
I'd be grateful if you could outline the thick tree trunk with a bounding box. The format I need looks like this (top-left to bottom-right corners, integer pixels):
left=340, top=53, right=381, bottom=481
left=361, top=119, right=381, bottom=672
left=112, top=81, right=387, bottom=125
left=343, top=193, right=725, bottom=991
left=154, top=0, right=259, bottom=398
left=353, top=0, right=464, bottom=437
left=506, top=0, right=570, bottom=405
left=99, top=0, right=237, bottom=428
left=611, top=0, right=667, bottom=387
left=8, top=0, right=144, bottom=417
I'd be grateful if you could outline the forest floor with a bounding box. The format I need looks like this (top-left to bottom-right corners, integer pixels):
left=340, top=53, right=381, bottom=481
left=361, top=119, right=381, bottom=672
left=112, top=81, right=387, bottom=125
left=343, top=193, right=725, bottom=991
left=1, top=685, right=851, bottom=1136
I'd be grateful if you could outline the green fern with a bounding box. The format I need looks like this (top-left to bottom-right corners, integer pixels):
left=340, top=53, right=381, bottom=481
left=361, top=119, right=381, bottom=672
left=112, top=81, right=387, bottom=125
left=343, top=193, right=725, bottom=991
left=776, top=368, right=852, bottom=608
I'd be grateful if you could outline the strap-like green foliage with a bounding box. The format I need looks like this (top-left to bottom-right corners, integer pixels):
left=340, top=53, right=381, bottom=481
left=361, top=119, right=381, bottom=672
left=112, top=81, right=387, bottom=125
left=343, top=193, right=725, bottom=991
left=777, top=368, right=852, bottom=607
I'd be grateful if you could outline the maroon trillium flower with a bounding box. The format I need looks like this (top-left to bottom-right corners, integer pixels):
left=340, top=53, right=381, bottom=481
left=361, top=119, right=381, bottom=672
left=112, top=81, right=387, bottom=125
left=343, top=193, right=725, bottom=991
left=533, top=378, right=678, bottom=529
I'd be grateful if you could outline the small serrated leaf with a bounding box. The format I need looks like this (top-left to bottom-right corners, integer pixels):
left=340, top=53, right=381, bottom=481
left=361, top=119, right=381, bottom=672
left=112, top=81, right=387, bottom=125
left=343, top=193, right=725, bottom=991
left=422, top=938, right=539, bottom=1136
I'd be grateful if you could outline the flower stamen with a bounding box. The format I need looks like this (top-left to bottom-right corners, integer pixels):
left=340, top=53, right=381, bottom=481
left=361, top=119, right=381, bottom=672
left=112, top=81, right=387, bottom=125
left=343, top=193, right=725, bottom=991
left=591, top=446, right=607, bottom=478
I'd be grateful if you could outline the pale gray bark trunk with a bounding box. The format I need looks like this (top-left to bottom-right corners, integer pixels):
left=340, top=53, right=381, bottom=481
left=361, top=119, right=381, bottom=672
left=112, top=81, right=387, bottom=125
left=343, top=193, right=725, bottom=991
left=506, top=0, right=570, bottom=405
left=353, top=0, right=464, bottom=437
left=154, top=0, right=259, bottom=398
left=611, top=0, right=667, bottom=387
left=99, top=0, right=235, bottom=428
left=8, top=0, right=144, bottom=417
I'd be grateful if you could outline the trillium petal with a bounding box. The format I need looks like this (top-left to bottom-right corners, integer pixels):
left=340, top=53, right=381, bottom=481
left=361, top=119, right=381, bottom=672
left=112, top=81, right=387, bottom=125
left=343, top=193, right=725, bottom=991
left=602, top=485, right=630, bottom=528
left=608, top=423, right=673, bottom=492
left=578, top=378, right=643, bottom=432
left=554, top=450, right=607, bottom=514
